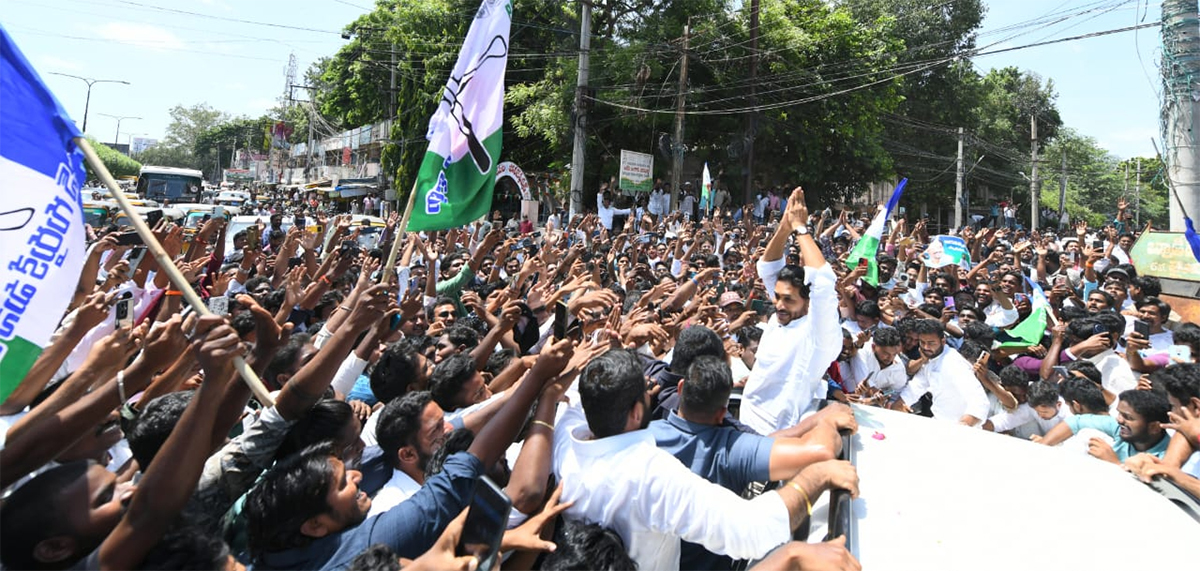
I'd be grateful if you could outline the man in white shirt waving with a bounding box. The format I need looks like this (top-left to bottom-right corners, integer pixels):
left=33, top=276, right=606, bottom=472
left=741, top=187, right=842, bottom=435
left=596, top=190, right=631, bottom=231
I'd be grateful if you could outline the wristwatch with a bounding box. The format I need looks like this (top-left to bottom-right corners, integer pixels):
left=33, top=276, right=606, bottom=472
left=795, top=224, right=809, bottom=235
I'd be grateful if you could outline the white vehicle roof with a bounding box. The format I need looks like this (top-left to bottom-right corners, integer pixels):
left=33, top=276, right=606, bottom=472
left=801, top=405, right=1197, bottom=570
left=140, top=166, right=204, bottom=178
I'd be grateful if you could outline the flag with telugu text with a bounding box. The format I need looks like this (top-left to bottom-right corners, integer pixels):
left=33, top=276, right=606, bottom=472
left=846, top=178, right=907, bottom=287
left=408, top=0, right=511, bottom=232
left=0, top=25, right=88, bottom=404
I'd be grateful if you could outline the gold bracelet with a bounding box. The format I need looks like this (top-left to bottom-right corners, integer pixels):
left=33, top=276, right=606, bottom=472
left=787, top=481, right=813, bottom=517
left=531, top=419, right=555, bottom=431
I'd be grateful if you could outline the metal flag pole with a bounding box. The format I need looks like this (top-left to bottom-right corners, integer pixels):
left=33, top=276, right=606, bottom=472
left=76, top=138, right=275, bottom=406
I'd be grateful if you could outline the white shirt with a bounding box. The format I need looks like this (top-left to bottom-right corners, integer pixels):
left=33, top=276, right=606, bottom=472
left=648, top=190, right=665, bottom=215
left=982, top=300, right=1019, bottom=328
left=367, top=468, right=421, bottom=517
left=741, top=259, right=842, bottom=435
left=1086, top=349, right=1137, bottom=395
left=552, top=405, right=792, bottom=570
left=1122, top=316, right=1175, bottom=355
left=987, top=402, right=1066, bottom=437
left=900, top=347, right=989, bottom=424
left=596, top=194, right=631, bottom=230
left=848, top=342, right=908, bottom=396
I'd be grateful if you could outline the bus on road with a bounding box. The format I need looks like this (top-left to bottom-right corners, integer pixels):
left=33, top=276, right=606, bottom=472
left=137, top=166, right=204, bottom=203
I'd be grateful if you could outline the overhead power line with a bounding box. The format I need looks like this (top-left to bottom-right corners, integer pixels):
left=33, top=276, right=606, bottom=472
left=586, top=19, right=1161, bottom=116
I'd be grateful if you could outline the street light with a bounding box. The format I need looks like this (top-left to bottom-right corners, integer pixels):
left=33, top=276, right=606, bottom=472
left=47, top=73, right=130, bottom=132
left=97, top=113, right=141, bottom=147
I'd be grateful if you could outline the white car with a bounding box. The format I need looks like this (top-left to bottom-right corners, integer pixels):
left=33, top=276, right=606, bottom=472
left=792, top=404, right=1198, bottom=570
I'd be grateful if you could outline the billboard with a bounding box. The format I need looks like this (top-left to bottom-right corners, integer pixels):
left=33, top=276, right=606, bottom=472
left=619, top=149, right=653, bottom=192
left=1130, top=231, right=1200, bottom=282
left=131, top=137, right=157, bottom=154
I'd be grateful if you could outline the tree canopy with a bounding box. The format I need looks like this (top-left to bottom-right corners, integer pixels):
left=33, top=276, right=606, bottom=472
left=136, top=0, right=1165, bottom=226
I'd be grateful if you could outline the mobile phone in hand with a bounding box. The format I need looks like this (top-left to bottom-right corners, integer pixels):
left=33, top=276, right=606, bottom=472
left=1169, top=344, right=1192, bottom=362
left=1133, top=319, right=1151, bottom=338
left=115, top=296, right=134, bottom=329
left=246, top=226, right=260, bottom=249
left=144, top=209, right=164, bottom=227
left=553, top=301, right=569, bottom=340
left=126, top=246, right=149, bottom=274
left=456, top=476, right=511, bottom=571
left=114, top=231, right=143, bottom=246
left=1051, top=365, right=1069, bottom=382
left=207, top=296, right=229, bottom=316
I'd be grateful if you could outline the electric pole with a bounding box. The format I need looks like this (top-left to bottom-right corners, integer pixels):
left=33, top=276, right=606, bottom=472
left=1029, top=114, right=1039, bottom=232
left=1163, top=0, right=1200, bottom=230
left=568, top=0, right=592, bottom=218
left=743, top=0, right=759, bottom=205
left=1135, top=157, right=1142, bottom=225
left=389, top=43, right=397, bottom=119
left=670, top=20, right=690, bottom=211
left=1059, top=146, right=1067, bottom=223
left=954, top=127, right=964, bottom=228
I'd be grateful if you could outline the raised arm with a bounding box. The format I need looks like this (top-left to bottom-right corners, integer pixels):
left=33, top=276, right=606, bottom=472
left=98, top=316, right=242, bottom=570
left=273, top=284, right=390, bottom=420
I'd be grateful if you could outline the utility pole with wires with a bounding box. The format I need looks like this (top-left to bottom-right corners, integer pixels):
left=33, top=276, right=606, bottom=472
left=670, top=19, right=690, bottom=211
left=1135, top=157, right=1142, bottom=225
left=1163, top=0, right=1200, bottom=231
left=1029, top=114, right=1039, bottom=232
left=568, top=0, right=592, bottom=219
left=743, top=0, right=760, bottom=205
left=954, top=126, right=964, bottom=228
left=1059, top=146, right=1068, bottom=220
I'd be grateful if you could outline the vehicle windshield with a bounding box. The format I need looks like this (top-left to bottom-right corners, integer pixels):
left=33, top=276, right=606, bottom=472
left=83, top=208, right=108, bottom=227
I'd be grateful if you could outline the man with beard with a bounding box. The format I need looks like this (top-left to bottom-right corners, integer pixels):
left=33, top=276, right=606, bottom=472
left=741, top=187, right=842, bottom=435
left=369, top=391, right=449, bottom=515
left=1085, top=389, right=1172, bottom=464
left=894, top=319, right=989, bottom=427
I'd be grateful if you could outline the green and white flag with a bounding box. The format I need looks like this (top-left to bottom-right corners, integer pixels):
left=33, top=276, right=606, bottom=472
left=846, top=178, right=906, bottom=287
left=1, top=27, right=88, bottom=403
left=408, top=0, right=512, bottom=232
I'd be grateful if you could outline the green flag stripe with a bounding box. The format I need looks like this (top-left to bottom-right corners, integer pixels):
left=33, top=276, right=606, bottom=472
left=996, top=306, right=1048, bottom=348
left=408, top=130, right=503, bottom=232
left=0, top=336, right=42, bottom=405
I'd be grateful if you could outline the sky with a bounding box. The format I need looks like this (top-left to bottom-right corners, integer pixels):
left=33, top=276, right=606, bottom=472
left=2, top=0, right=1165, bottom=158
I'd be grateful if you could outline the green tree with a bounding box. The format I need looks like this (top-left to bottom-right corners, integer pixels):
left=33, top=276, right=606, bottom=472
left=1038, top=129, right=1132, bottom=227
left=135, top=143, right=197, bottom=170
left=844, top=0, right=987, bottom=205
left=162, top=103, right=229, bottom=149
left=84, top=137, right=141, bottom=181
left=194, top=116, right=273, bottom=179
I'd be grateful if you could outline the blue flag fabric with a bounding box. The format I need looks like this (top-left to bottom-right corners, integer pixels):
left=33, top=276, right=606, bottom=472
left=0, top=25, right=89, bottom=403
left=1185, top=217, right=1200, bottom=265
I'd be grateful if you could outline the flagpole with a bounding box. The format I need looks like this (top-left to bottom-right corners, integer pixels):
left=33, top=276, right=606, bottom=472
left=76, top=138, right=275, bottom=406
left=381, top=178, right=419, bottom=285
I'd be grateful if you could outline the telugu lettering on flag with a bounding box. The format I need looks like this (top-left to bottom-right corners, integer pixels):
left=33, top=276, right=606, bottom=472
left=0, top=24, right=88, bottom=403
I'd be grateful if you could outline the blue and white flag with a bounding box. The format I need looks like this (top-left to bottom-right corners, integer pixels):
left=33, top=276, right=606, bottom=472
left=0, top=25, right=88, bottom=403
